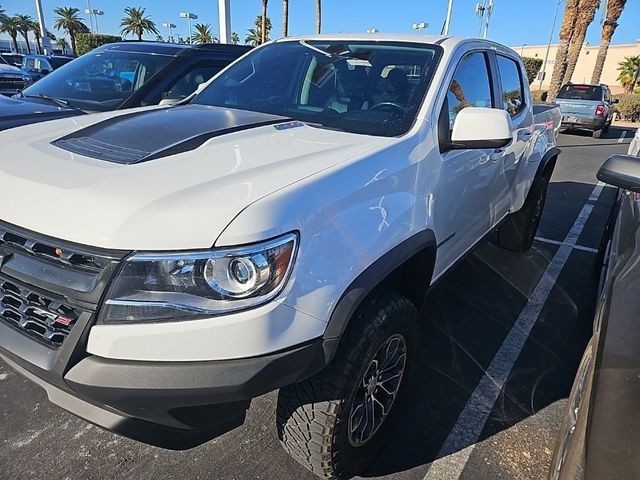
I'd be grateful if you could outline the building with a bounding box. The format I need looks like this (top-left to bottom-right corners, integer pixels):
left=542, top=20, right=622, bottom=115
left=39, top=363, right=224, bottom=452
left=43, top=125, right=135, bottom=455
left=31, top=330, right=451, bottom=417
left=512, top=41, right=640, bottom=93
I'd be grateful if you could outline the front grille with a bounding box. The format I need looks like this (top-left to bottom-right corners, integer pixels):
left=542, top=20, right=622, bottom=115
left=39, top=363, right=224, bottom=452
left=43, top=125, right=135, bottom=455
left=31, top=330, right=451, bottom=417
left=0, top=276, right=83, bottom=348
left=0, top=77, right=26, bottom=91
left=0, top=225, right=112, bottom=272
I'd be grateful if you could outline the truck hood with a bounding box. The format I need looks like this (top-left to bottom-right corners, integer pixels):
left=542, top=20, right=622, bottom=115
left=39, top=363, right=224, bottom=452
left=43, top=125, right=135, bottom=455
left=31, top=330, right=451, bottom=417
left=0, top=63, right=22, bottom=75
left=0, top=105, right=390, bottom=250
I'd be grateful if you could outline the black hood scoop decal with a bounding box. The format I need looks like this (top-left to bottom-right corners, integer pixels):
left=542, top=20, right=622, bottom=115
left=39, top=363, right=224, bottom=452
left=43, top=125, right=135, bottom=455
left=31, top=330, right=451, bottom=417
left=51, top=105, right=289, bottom=164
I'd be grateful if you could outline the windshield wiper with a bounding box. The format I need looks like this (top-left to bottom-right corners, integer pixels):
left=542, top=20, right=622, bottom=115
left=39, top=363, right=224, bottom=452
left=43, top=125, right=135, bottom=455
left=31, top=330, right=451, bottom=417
left=21, top=93, right=83, bottom=112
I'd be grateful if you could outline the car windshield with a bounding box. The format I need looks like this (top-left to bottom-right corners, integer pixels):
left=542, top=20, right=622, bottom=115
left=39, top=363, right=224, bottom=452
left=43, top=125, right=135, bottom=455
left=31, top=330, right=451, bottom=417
left=20, top=50, right=174, bottom=112
left=557, top=85, right=603, bottom=101
left=192, top=40, right=442, bottom=137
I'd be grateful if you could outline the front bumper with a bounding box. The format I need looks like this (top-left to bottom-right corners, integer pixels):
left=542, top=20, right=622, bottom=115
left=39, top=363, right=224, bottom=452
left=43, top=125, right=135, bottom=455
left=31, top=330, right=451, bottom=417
left=0, top=220, right=332, bottom=449
left=0, top=330, right=331, bottom=449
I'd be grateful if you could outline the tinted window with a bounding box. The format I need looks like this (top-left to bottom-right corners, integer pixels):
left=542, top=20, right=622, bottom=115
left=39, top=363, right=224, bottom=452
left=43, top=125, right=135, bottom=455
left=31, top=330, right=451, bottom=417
left=162, top=64, right=221, bottom=100
left=445, top=52, right=493, bottom=129
left=49, top=57, right=72, bottom=69
left=23, top=57, right=35, bottom=70
left=557, top=85, right=603, bottom=101
left=497, top=55, right=525, bottom=116
left=21, top=50, right=173, bottom=111
left=193, top=41, right=442, bottom=137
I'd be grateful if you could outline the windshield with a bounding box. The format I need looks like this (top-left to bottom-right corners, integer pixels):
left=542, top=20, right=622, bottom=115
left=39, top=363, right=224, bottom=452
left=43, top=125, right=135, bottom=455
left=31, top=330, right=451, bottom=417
left=21, top=50, right=174, bottom=111
left=557, top=85, right=603, bottom=101
left=192, top=40, right=442, bottom=137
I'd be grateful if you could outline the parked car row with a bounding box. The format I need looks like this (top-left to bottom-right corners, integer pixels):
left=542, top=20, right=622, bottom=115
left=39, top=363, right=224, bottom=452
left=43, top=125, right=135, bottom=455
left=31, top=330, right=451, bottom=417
left=8, top=35, right=632, bottom=480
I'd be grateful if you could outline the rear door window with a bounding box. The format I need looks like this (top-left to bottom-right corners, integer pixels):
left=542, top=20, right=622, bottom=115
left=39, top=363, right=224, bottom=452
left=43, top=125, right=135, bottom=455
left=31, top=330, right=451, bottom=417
left=496, top=55, right=525, bottom=117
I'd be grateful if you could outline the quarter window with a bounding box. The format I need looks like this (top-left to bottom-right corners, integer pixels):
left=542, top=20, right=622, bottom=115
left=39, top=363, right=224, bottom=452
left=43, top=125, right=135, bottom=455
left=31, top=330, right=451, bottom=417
left=444, top=52, right=493, bottom=129
left=496, top=55, right=525, bottom=117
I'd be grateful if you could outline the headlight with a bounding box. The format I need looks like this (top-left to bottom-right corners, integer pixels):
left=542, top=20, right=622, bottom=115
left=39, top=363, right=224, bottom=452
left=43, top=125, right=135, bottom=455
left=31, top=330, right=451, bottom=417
left=98, top=233, right=298, bottom=324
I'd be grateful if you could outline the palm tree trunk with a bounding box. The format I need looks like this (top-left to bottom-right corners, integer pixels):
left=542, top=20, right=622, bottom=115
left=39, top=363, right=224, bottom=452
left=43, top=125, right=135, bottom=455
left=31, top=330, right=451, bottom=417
left=10, top=34, right=18, bottom=53
left=315, top=0, right=321, bottom=34
left=261, top=0, right=268, bottom=44
left=547, top=0, right=580, bottom=101
left=282, top=0, right=289, bottom=37
left=591, top=0, right=627, bottom=84
left=70, top=31, right=77, bottom=56
left=21, top=33, right=31, bottom=53
left=562, top=0, right=599, bottom=85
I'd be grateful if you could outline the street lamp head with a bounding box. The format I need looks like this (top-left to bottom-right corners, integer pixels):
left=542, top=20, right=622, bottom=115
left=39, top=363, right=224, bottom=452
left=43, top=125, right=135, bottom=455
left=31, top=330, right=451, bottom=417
left=366, top=28, right=379, bottom=34
left=180, top=12, right=198, bottom=20
left=411, top=22, right=428, bottom=30
left=163, top=23, right=177, bottom=28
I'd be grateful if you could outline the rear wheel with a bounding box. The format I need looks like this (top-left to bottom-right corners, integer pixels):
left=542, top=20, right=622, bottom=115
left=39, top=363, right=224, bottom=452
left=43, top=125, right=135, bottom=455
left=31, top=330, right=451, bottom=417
left=277, top=290, right=418, bottom=479
left=497, top=175, right=550, bottom=252
left=592, top=128, right=603, bottom=139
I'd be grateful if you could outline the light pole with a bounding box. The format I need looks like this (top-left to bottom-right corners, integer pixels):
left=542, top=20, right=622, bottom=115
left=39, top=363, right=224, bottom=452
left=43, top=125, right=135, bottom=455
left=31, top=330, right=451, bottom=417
left=520, top=43, right=527, bottom=56
left=411, top=22, right=428, bottom=35
left=218, top=0, right=231, bottom=44
left=538, top=0, right=564, bottom=92
left=34, top=0, right=51, bottom=54
left=85, top=9, right=104, bottom=33
left=475, top=0, right=493, bottom=39
left=163, top=23, right=177, bottom=43
left=443, top=0, right=454, bottom=35
left=180, top=12, right=198, bottom=44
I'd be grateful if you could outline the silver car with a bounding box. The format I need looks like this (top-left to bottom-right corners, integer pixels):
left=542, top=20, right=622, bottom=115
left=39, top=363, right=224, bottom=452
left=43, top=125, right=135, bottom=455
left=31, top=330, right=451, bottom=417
left=555, top=84, right=617, bottom=138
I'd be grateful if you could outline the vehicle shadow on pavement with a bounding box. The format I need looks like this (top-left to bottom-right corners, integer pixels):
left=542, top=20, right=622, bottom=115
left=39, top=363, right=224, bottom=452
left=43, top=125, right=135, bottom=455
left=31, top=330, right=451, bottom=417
left=559, top=126, right=637, bottom=148
left=363, top=180, right=610, bottom=478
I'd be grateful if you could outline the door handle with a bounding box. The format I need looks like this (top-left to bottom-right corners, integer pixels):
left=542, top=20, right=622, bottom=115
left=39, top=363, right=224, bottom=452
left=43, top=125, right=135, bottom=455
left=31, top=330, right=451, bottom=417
left=491, top=148, right=505, bottom=162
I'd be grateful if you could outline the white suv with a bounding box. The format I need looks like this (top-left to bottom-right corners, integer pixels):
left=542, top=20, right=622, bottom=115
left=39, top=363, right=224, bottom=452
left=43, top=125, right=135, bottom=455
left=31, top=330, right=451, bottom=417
left=0, top=34, right=560, bottom=479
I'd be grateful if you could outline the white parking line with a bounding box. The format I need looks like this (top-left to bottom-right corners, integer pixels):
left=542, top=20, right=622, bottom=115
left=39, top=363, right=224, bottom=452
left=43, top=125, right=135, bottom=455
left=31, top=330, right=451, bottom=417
left=534, top=236, right=598, bottom=254
left=618, top=130, right=627, bottom=143
left=423, top=182, right=606, bottom=480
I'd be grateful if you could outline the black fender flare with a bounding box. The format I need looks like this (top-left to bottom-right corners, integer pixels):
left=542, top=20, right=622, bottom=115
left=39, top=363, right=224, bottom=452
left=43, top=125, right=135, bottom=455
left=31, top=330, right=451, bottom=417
left=321, top=229, right=437, bottom=362
left=536, top=146, right=561, bottom=180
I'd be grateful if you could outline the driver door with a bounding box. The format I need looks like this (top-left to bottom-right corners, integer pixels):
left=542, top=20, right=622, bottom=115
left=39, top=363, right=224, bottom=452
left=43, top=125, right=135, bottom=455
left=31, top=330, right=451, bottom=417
left=433, top=50, right=502, bottom=276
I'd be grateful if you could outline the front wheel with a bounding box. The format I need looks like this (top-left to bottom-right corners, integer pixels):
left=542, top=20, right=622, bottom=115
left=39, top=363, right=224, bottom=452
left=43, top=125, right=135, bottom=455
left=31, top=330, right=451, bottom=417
left=497, top=175, right=550, bottom=252
left=277, top=290, right=418, bottom=479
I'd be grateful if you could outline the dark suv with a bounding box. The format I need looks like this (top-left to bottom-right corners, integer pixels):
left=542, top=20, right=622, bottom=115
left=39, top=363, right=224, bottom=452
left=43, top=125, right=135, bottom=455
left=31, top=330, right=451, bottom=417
left=1, top=42, right=251, bottom=131
left=21, top=54, right=75, bottom=82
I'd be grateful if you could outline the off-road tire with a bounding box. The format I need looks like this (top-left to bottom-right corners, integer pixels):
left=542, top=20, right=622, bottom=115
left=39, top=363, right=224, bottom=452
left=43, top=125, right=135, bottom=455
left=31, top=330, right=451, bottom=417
left=276, top=290, right=418, bottom=479
left=497, top=175, right=550, bottom=252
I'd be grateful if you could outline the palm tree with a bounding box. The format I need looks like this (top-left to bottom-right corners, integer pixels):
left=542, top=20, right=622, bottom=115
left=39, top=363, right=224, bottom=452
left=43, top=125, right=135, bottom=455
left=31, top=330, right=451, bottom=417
left=32, top=21, right=43, bottom=54
left=591, top=0, right=627, bottom=84
left=120, top=7, right=159, bottom=41
left=192, top=23, right=217, bottom=44
left=245, top=15, right=271, bottom=46
left=562, top=0, right=600, bottom=85
left=260, top=0, right=269, bottom=44
left=547, top=0, right=580, bottom=101
left=0, top=6, right=6, bottom=24
left=0, top=16, right=19, bottom=52
left=53, top=7, right=89, bottom=56
left=617, top=56, right=640, bottom=92
left=15, top=14, right=34, bottom=54
left=315, top=0, right=322, bottom=34
left=231, top=32, right=240, bottom=44
left=57, top=37, right=70, bottom=55
left=282, top=0, right=289, bottom=37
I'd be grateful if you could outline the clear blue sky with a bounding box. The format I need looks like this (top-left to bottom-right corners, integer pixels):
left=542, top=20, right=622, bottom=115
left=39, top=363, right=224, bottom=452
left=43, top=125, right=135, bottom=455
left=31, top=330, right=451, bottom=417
left=1, top=0, right=639, bottom=46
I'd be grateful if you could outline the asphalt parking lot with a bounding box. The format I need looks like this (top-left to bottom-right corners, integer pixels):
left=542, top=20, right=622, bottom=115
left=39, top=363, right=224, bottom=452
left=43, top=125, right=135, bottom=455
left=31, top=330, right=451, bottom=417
left=0, top=125, right=636, bottom=480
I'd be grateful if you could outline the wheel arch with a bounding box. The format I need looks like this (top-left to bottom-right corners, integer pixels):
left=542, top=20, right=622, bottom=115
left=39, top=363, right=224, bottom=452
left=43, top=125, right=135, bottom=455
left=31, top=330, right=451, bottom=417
left=321, top=229, right=437, bottom=361
left=537, top=146, right=561, bottom=181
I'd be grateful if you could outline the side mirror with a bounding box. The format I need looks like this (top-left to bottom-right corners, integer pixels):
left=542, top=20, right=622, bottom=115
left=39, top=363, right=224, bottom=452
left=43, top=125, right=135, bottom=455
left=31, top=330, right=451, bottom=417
left=597, top=154, right=640, bottom=193
left=448, top=107, right=512, bottom=150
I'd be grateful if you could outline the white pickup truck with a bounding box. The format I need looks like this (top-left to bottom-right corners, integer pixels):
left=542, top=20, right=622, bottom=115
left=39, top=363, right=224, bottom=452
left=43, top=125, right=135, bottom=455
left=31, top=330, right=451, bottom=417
left=0, top=34, right=560, bottom=478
